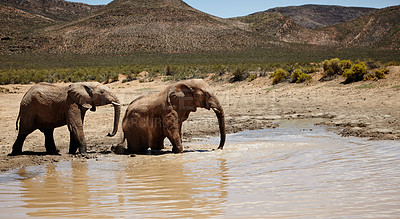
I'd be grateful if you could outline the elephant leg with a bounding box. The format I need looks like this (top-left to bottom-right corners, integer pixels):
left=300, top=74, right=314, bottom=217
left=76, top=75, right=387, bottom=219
left=164, top=126, right=183, bottom=153
left=42, top=129, right=59, bottom=155
left=67, top=105, right=87, bottom=154
left=167, top=132, right=183, bottom=153
left=163, top=114, right=183, bottom=153
left=10, top=115, right=35, bottom=155
left=69, top=134, right=80, bottom=154
left=10, top=131, right=30, bottom=155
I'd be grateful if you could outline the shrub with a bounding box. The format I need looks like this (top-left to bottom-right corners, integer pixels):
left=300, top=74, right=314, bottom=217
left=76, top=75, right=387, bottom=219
left=302, top=66, right=318, bottom=74
left=386, top=61, right=398, bottom=66
left=230, top=67, right=249, bottom=82
left=339, top=60, right=352, bottom=70
left=272, top=68, right=288, bottom=85
left=122, top=73, right=137, bottom=83
left=343, top=62, right=367, bottom=83
left=374, top=68, right=389, bottom=79
left=291, top=68, right=312, bottom=83
left=297, top=73, right=312, bottom=83
left=248, top=74, right=257, bottom=82
left=321, top=58, right=342, bottom=81
left=290, top=68, right=301, bottom=83
left=365, top=60, right=381, bottom=69
left=165, top=65, right=174, bottom=76
left=212, top=64, right=226, bottom=76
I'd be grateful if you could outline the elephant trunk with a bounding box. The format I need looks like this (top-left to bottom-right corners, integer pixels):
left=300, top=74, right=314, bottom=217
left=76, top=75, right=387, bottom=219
left=107, top=99, right=121, bottom=137
left=210, top=95, right=226, bottom=150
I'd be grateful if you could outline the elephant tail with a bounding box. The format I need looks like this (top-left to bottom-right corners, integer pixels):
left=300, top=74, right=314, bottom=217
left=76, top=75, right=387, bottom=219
left=15, top=111, right=21, bottom=130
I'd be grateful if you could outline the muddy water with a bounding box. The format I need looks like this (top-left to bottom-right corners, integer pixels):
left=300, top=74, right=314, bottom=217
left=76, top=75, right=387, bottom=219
left=1, top=120, right=400, bottom=218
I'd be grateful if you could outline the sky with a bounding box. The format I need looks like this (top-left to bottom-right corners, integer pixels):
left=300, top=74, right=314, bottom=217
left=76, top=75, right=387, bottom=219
left=67, top=0, right=400, bottom=18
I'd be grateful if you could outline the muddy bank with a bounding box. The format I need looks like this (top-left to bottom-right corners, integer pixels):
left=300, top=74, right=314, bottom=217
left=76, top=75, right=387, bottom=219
left=1, top=66, right=399, bottom=172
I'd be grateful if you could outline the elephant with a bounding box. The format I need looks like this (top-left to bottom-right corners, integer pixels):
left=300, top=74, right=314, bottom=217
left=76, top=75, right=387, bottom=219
left=119, top=79, right=225, bottom=154
left=10, top=82, right=121, bottom=155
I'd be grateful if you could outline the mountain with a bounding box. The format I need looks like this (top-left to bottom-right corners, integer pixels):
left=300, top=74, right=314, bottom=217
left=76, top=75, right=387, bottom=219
left=37, top=0, right=266, bottom=53
left=0, top=0, right=100, bottom=37
left=262, top=5, right=376, bottom=29
left=230, top=12, right=304, bottom=39
left=0, top=1, right=399, bottom=54
left=277, top=5, right=400, bottom=49
left=236, top=5, right=400, bottom=49
left=1, top=0, right=100, bottom=22
left=0, top=4, right=53, bottom=37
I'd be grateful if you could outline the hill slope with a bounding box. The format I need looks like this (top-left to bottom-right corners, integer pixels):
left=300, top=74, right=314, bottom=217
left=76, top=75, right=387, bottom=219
left=0, top=0, right=99, bottom=37
left=0, top=1, right=399, bottom=54
left=279, top=5, right=400, bottom=49
left=1, top=0, right=100, bottom=22
left=263, top=4, right=376, bottom=29
left=237, top=5, right=400, bottom=49
left=36, top=0, right=267, bottom=53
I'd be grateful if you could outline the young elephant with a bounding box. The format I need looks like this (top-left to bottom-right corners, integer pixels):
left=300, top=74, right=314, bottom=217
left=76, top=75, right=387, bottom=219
left=120, top=79, right=226, bottom=154
left=10, top=82, right=121, bottom=155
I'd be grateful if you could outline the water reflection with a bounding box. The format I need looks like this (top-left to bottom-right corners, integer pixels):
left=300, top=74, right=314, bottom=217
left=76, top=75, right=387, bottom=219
left=14, top=155, right=229, bottom=218
left=19, top=161, right=92, bottom=217
left=1, top=120, right=400, bottom=218
left=116, top=156, right=229, bottom=217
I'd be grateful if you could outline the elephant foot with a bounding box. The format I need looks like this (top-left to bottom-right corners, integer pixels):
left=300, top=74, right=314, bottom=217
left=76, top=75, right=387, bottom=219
left=8, top=151, right=22, bottom=156
left=47, top=151, right=60, bottom=155
left=172, top=147, right=183, bottom=154
left=111, top=145, right=128, bottom=155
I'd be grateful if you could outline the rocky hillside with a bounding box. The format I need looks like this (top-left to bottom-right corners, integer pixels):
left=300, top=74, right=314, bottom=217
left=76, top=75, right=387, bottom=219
left=1, top=0, right=100, bottom=22
left=262, top=4, right=375, bottom=29
left=0, top=0, right=99, bottom=37
left=277, top=5, right=400, bottom=49
left=38, top=0, right=266, bottom=53
left=0, top=0, right=399, bottom=54
left=237, top=5, right=400, bottom=49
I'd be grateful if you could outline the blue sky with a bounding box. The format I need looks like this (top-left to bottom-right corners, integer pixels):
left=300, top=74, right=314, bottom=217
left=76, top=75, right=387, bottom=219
left=68, top=0, right=400, bottom=18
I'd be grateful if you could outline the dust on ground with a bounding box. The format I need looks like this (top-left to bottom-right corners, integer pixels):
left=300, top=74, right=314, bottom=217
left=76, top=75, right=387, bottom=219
left=1, top=66, right=399, bottom=172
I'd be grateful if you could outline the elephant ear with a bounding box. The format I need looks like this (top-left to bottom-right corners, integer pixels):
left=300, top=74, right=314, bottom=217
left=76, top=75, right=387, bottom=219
left=167, top=83, right=195, bottom=111
left=67, top=83, right=93, bottom=110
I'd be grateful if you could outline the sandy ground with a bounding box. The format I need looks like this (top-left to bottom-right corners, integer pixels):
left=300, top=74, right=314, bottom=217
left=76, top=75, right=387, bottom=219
left=1, top=66, right=399, bottom=172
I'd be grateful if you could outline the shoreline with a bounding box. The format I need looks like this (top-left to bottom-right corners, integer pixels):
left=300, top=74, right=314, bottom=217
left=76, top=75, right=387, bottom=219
left=1, top=66, right=399, bottom=172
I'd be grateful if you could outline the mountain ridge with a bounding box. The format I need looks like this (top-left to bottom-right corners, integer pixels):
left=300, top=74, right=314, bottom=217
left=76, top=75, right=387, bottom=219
left=0, top=0, right=399, bottom=54
left=260, top=4, right=376, bottom=29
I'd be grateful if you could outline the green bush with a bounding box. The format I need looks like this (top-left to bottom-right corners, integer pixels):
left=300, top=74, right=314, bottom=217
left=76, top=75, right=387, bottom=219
left=343, top=62, right=367, bottom=83
left=339, top=60, right=352, bottom=70
left=165, top=65, right=174, bottom=76
left=374, top=68, right=389, bottom=79
left=321, top=58, right=342, bottom=81
left=386, top=61, right=398, bottom=66
left=290, top=68, right=312, bottom=83
left=290, top=68, right=302, bottom=83
left=297, top=73, right=312, bottom=83
left=230, top=67, right=249, bottom=82
left=272, top=68, right=288, bottom=85
left=248, top=74, right=257, bottom=82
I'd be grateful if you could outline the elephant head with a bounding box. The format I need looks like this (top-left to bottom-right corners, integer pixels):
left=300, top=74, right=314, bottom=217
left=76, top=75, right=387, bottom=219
left=67, top=82, right=121, bottom=137
left=167, top=79, right=226, bottom=150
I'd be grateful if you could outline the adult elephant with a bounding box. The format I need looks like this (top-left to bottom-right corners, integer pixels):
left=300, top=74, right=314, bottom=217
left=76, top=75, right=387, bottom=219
left=10, top=82, right=121, bottom=155
left=120, top=79, right=225, bottom=154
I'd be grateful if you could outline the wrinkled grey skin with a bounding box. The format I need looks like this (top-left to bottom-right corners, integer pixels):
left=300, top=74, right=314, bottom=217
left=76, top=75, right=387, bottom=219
left=10, top=82, right=121, bottom=155
left=118, top=79, right=226, bottom=154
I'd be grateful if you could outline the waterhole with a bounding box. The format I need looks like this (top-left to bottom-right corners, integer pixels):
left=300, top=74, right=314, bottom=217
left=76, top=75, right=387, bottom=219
left=1, top=120, right=399, bottom=218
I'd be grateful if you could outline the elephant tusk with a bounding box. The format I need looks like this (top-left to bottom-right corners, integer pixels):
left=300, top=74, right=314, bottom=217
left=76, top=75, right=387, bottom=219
left=212, top=107, right=221, bottom=114
left=111, top=101, right=121, bottom=106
